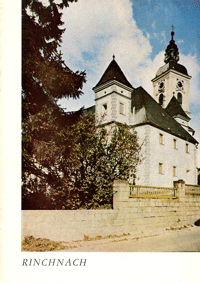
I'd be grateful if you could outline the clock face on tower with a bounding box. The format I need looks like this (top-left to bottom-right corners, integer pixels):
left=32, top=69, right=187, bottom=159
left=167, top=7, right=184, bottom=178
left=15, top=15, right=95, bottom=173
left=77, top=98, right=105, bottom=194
left=176, top=80, right=184, bottom=91
left=158, top=81, right=165, bottom=93
left=177, top=81, right=182, bottom=88
left=159, top=82, right=164, bottom=89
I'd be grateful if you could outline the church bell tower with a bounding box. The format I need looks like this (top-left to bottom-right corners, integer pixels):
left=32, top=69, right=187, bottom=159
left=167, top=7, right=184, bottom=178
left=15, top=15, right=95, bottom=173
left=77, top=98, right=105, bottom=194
left=152, top=28, right=191, bottom=117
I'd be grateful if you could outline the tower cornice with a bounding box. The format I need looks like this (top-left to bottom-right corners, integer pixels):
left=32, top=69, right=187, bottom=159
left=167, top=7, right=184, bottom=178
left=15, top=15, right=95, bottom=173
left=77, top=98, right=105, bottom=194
left=93, top=79, right=134, bottom=93
left=152, top=68, right=192, bottom=83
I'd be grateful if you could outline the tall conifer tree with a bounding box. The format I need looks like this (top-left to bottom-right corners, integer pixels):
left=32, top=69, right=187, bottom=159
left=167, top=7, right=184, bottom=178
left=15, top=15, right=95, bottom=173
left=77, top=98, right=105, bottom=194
left=22, top=0, right=86, bottom=208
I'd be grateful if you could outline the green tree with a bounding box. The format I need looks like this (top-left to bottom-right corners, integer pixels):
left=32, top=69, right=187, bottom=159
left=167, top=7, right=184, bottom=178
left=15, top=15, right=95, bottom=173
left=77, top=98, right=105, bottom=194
left=22, top=0, right=86, bottom=208
left=49, top=113, right=141, bottom=209
left=22, top=110, right=141, bottom=209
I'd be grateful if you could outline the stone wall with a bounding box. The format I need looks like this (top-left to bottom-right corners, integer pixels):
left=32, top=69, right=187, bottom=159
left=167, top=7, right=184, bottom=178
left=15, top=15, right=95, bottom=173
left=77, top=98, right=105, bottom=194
left=22, top=180, right=200, bottom=242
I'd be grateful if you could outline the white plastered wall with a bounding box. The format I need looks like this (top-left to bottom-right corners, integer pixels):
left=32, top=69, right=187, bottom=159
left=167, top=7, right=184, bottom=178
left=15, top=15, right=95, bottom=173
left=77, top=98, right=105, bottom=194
left=152, top=70, right=191, bottom=116
left=95, top=82, right=132, bottom=125
left=135, top=124, right=197, bottom=187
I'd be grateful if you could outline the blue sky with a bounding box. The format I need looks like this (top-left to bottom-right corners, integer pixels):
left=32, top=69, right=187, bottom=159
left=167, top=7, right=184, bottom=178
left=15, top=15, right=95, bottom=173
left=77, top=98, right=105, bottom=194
left=57, top=0, right=200, bottom=165
left=130, top=0, right=200, bottom=61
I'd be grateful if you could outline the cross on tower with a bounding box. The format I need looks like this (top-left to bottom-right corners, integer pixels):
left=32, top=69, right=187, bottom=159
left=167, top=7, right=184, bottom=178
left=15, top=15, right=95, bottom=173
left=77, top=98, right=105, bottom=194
left=171, top=25, right=175, bottom=40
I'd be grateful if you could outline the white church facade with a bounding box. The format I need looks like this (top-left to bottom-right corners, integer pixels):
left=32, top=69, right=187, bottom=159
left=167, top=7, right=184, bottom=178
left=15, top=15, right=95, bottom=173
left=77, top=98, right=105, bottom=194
left=92, top=31, right=198, bottom=188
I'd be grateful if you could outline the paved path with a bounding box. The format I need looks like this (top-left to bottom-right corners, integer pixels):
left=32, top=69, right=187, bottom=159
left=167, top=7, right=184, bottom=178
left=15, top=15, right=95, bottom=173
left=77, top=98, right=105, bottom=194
left=66, top=225, right=200, bottom=252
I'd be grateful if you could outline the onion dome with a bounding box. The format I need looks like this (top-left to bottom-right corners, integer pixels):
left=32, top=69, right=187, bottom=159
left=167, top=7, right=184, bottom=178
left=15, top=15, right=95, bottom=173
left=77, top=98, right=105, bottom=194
left=164, top=31, right=179, bottom=63
left=155, top=30, right=189, bottom=77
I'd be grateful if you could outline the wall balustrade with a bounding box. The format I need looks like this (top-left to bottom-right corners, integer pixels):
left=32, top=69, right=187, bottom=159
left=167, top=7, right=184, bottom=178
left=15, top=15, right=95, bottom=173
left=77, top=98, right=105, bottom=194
left=129, top=185, right=177, bottom=199
left=185, top=184, right=200, bottom=195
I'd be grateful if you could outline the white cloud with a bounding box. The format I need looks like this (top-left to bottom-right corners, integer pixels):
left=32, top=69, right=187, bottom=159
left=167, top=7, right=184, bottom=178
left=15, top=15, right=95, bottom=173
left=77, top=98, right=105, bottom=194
left=179, top=54, right=200, bottom=104
left=61, top=0, right=137, bottom=67
left=146, top=31, right=150, bottom=39
left=152, top=21, right=155, bottom=29
left=160, top=31, right=166, bottom=43
left=138, top=51, right=165, bottom=94
left=190, top=112, right=200, bottom=167
left=59, top=0, right=152, bottom=110
left=177, top=39, right=184, bottom=44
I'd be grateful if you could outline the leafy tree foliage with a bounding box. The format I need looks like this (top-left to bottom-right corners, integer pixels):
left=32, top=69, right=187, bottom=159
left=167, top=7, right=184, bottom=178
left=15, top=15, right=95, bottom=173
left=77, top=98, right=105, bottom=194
left=52, top=114, right=141, bottom=209
left=23, top=112, right=141, bottom=209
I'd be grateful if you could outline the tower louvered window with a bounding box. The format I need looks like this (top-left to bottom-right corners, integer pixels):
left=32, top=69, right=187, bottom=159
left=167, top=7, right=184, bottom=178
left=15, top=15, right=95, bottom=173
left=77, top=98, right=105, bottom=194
left=177, top=92, right=182, bottom=105
left=159, top=93, right=164, bottom=106
left=119, top=102, right=125, bottom=115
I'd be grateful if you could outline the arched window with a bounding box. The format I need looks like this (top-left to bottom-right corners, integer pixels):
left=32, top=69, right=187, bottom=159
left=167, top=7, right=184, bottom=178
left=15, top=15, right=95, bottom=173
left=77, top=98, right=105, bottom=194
left=177, top=92, right=182, bottom=105
left=159, top=93, right=164, bottom=106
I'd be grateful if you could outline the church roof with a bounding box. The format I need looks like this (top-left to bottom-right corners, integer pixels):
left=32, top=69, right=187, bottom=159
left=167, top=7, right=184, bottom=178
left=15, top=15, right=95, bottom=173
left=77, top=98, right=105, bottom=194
left=165, top=96, right=190, bottom=120
left=93, top=56, right=133, bottom=89
left=131, top=87, right=198, bottom=144
left=155, top=61, right=188, bottom=77
left=82, top=105, right=95, bottom=115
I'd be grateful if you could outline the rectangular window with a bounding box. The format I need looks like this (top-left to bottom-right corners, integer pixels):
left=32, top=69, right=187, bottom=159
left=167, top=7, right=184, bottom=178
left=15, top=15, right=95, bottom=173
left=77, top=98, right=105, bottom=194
left=159, top=133, right=164, bottom=144
left=173, top=166, right=176, bottom=177
left=119, top=102, right=125, bottom=115
left=173, top=139, right=177, bottom=149
left=186, top=143, right=189, bottom=153
left=159, top=163, right=163, bottom=174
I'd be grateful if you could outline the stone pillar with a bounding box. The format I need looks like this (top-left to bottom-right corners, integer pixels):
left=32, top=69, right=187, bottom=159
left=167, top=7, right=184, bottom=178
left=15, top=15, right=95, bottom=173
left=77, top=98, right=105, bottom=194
left=113, top=180, right=129, bottom=210
left=174, top=179, right=185, bottom=202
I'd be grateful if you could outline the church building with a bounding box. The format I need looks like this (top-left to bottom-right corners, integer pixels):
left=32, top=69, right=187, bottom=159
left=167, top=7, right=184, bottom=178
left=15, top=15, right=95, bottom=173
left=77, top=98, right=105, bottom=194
left=92, top=30, right=198, bottom=187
